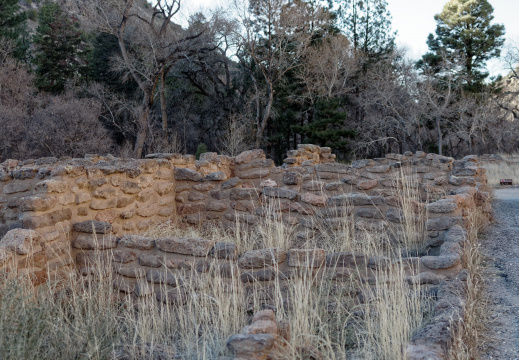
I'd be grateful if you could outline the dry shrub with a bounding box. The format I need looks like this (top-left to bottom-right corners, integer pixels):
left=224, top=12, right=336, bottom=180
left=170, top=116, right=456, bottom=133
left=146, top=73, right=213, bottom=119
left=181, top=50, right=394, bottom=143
left=0, top=58, right=114, bottom=161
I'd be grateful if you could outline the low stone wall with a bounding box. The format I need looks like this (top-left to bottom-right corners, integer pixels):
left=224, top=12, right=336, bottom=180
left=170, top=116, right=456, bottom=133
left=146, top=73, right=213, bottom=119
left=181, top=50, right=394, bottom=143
left=0, top=144, right=492, bottom=358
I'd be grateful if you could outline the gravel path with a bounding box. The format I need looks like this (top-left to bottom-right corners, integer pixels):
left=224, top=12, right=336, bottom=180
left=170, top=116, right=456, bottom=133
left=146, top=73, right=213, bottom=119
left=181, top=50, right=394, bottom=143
left=481, top=189, right=519, bottom=359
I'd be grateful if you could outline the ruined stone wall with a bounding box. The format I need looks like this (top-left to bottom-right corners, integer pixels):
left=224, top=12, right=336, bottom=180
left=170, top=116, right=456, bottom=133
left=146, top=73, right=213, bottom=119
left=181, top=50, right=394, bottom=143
left=0, top=145, right=490, bottom=280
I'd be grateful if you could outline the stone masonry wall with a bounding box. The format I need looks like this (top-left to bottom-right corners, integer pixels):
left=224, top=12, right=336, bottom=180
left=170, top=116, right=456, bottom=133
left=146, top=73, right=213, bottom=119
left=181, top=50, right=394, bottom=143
left=0, top=144, right=492, bottom=359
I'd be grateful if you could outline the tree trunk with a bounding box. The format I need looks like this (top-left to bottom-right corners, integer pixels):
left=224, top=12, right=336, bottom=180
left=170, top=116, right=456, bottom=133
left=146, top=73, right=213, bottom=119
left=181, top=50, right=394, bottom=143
left=436, top=115, right=442, bottom=156
left=256, top=85, right=274, bottom=148
left=134, top=94, right=151, bottom=158
left=160, top=70, right=168, bottom=141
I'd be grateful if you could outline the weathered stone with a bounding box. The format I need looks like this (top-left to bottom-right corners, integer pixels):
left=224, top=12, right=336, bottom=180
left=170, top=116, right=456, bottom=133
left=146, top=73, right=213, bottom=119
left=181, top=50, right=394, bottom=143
left=303, top=180, right=325, bottom=191
left=156, top=237, right=215, bottom=257
left=236, top=168, right=270, bottom=179
left=77, top=207, right=88, bottom=216
left=120, top=181, right=141, bottom=194
left=262, top=187, right=298, bottom=200
left=90, top=198, right=117, bottom=210
left=22, top=209, right=72, bottom=229
left=3, top=182, right=31, bottom=194
left=327, top=193, right=384, bottom=206
left=315, top=163, right=351, bottom=174
left=147, top=270, right=183, bottom=287
left=283, top=171, right=302, bottom=185
left=300, top=192, right=326, bottom=207
left=386, top=208, right=403, bottom=223
left=227, top=334, right=275, bottom=360
left=110, top=249, right=137, bottom=264
left=239, top=270, right=274, bottom=283
left=18, top=195, right=57, bottom=212
left=0, top=228, right=39, bottom=255
left=421, top=255, right=461, bottom=270
left=426, top=199, right=458, bottom=213
left=426, top=217, right=462, bottom=231
left=202, top=171, right=227, bottom=181
left=221, top=177, right=242, bottom=189
left=356, top=179, right=378, bottom=190
left=177, top=202, right=205, bottom=215
left=351, top=159, right=374, bottom=169
left=93, top=188, right=116, bottom=199
left=187, top=191, right=207, bottom=202
left=356, top=207, right=382, bottom=219
left=73, top=220, right=112, bottom=234
left=230, top=188, right=259, bottom=201
left=207, top=200, right=228, bottom=212
left=34, top=179, right=69, bottom=193
left=73, top=234, right=117, bottom=250
left=174, top=167, right=202, bottom=181
left=136, top=204, right=158, bottom=217
left=0, top=248, right=13, bottom=267
left=238, top=248, right=287, bottom=269
left=158, top=206, right=175, bottom=217
left=117, top=196, right=135, bottom=208
left=155, top=183, right=175, bottom=195
left=138, top=254, right=163, bottom=268
left=95, top=209, right=119, bottom=223
left=325, top=252, right=367, bottom=267
left=366, top=165, right=390, bottom=173
left=288, top=249, right=325, bottom=268
left=235, top=149, right=266, bottom=165
left=115, top=267, right=146, bottom=278
left=210, top=242, right=237, bottom=260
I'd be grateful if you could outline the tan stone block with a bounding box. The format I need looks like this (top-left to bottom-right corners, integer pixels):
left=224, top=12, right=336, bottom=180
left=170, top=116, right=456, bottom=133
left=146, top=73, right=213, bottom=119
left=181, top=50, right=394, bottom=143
left=90, top=198, right=117, bottom=210
left=156, top=183, right=175, bottom=196
left=18, top=195, right=57, bottom=212
left=93, top=188, right=116, bottom=199
left=288, top=249, right=325, bottom=268
left=76, top=193, right=91, bottom=204
left=58, top=193, right=76, bottom=206
left=22, top=209, right=72, bottom=229
left=159, top=206, right=175, bottom=217
left=77, top=207, right=88, bottom=216
left=137, top=204, right=158, bottom=217
left=121, top=181, right=141, bottom=194
left=117, top=196, right=135, bottom=208
left=3, top=182, right=31, bottom=194
left=34, top=179, right=69, bottom=193
left=95, top=209, right=119, bottom=223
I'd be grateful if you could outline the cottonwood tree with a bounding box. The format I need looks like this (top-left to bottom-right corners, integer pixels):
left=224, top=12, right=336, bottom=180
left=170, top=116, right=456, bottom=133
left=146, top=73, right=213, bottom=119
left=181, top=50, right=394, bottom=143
left=233, top=0, right=330, bottom=147
left=87, top=0, right=214, bottom=157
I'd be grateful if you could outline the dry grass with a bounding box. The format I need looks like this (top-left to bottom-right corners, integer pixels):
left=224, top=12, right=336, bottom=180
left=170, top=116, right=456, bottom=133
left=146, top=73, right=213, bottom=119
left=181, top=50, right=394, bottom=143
left=481, top=156, right=519, bottom=187
left=0, top=170, right=437, bottom=359
left=448, top=206, right=490, bottom=359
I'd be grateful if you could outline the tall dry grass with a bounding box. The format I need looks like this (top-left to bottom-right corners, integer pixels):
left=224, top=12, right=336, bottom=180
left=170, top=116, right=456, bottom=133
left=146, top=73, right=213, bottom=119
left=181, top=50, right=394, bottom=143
left=481, top=159, right=519, bottom=187
left=0, top=169, right=434, bottom=359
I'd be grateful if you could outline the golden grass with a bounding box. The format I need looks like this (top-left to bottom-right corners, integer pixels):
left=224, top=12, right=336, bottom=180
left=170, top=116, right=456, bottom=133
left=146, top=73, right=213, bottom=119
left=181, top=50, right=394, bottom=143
left=481, top=159, right=519, bottom=187
left=0, top=169, right=439, bottom=359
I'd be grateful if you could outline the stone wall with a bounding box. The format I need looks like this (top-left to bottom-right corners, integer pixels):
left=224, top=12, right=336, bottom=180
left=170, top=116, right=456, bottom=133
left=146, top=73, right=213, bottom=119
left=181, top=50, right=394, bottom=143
left=0, top=144, right=491, bottom=358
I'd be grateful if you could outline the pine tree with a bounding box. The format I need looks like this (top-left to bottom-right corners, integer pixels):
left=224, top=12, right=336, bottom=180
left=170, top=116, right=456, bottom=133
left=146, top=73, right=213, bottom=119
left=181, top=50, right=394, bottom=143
left=331, top=0, right=396, bottom=58
left=417, top=0, right=505, bottom=91
left=0, top=0, right=29, bottom=61
left=292, top=97, right=355, bottom=153
left=33, top=3, right=87, bottom=93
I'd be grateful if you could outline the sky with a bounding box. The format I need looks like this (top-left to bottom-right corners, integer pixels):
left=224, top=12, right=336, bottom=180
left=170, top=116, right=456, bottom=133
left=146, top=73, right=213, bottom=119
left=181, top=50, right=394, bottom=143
left=182, top=0, right=519, bottom=77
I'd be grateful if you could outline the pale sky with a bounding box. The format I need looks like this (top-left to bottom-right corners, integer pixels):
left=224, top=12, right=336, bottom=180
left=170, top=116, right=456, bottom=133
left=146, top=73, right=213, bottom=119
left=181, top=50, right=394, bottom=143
left=182, top=0, right=519, bottom=77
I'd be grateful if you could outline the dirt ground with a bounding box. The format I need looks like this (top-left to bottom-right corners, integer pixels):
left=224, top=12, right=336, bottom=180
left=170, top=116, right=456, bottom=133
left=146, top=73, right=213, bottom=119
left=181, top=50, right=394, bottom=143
left=481, top=188, right=519, bottom=359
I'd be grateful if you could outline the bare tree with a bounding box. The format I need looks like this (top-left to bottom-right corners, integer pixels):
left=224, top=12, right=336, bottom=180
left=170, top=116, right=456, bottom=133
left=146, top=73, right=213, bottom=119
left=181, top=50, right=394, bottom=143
left=86, top=0, right=214, bottom=157
left=232, top=0, right=329, bottom=147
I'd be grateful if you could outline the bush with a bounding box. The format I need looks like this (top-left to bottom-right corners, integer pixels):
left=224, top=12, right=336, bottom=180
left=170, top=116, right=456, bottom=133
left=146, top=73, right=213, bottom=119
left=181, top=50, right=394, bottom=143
left=0, top=58, right=114, bottom=161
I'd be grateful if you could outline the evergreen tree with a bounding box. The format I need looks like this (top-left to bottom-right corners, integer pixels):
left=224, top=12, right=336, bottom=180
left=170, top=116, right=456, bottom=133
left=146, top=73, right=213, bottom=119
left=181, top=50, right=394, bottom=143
left=292, top=97, right=355, bottom=153
left=0, top=0, right=29, bottom=61
left=417, top=0, right=505, bottom=91
left=33, top=2, right=87, bottom=93
left=330, top=0, right=396, bottom=58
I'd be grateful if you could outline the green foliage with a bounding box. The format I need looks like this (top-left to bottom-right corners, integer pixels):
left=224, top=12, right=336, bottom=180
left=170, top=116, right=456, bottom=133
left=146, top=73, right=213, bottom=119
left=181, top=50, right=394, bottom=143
left=292, top=97, right=355, bottom=154
left=195, top=143, right=208, bottom=159
left=0, top=0, right=29, bottom=61
left=33, top=2, right=88, bottom=93
left=87, top=32, right=138, bottom=95
left=331, top=0, right=396, bottom=58
left=417, top=0, right=505, bottom=90
left=27, top=9, right=37, bottom=22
